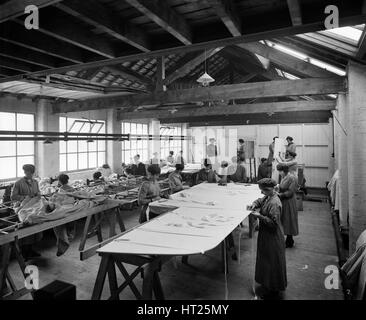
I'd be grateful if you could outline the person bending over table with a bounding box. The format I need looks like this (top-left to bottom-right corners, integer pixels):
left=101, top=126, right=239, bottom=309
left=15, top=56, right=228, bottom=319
left=197, top=158, right=219, bottom=184
left=11, top=164, right=42, bottom=260
left=53, top=174, right=76, bottom=256
left=166, top=151, right=175, bottom=167
left=249, top=178, right=287, bottom=300
left=168, top=163, right=190, bottom=193
left=276, top=164, right=299, bottom=248
left=138, top=165, right=162, bottom=223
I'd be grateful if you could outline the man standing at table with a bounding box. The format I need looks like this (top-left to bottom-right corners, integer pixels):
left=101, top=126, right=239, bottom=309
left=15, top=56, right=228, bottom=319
left=11, top=164, right=42, bottom=260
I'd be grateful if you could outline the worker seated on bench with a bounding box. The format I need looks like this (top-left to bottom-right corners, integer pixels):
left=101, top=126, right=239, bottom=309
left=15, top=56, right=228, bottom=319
left=168, top=163, right=190, bottom=193
left=197, top=158, right=219, bottom=184
left=53, top=174, right=76, bottom=257
left=228, top=156, right=247, bottom=183
left=138, top=165, right=162, bottom=223
left=11, top=164, right=42, bottom=260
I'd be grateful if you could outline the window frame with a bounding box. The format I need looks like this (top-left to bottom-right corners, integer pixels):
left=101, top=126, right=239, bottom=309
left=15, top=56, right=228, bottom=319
left=0, top=111, right=35, bottom=182
left=59, top=116, right=106, bottom=173
left=121, top=122, right=149, bottom=164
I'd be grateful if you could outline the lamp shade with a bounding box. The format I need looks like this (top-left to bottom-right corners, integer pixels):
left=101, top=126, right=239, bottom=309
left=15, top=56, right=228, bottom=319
left=196, top=72, right=215, bottom=86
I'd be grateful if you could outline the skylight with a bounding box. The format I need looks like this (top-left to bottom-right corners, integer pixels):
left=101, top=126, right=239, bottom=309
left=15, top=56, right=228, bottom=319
left=264, top=40, right=346, bottom=76
left=324, top=26, right=363, bottom=44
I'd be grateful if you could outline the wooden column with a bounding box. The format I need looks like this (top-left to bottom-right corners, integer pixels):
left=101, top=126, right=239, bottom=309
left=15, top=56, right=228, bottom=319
left=335, top=94, right=349, bottom=229
left=347, top=62, right=366, bottom=252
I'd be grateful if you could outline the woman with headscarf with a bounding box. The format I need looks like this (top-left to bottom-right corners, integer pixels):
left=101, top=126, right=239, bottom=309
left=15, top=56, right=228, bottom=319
left=249, top=178, right=287, bottom=299
left=137, top=165, right=162, bottom=223
left=276, top=164, right=299, bottom=248
left=285, top=136, right=296, bottom=160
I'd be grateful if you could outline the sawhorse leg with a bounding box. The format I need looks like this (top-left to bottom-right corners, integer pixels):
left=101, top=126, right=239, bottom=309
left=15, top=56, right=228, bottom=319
left=0, top=243, right=11, bottom=300
left=91, top=255, right=110, bottom=300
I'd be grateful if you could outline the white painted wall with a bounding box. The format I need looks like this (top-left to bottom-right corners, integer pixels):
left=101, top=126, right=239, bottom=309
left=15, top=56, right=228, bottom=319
left=189, top=122, right=332, bottom=188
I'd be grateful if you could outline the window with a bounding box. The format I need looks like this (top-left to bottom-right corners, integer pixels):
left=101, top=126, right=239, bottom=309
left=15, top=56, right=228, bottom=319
left=160, top=125, right=183, bottom=160
left=0, top=112, right=35, bottom=180
left=59, top=117, right=106, bottom=172
left=121, top=122, right=149, bottom=164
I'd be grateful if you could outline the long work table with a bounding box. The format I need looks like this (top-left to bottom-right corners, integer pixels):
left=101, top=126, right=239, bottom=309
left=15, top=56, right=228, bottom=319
left=91, top=183, right=262, bottom=300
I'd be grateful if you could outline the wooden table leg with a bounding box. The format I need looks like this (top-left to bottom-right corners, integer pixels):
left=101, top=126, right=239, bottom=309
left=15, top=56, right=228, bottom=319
left=0, top=243, right=11, bottom=300
left=115, top=261, right=142, bottom=299
left=107, top=209, right=117, bottom=238
left=94, top=214, right=103, bottom=243
left=91, top=255, right=110, bottom=300
left=153, top=271, right=165, bottom=300
left=116, top=207, right=126, bottom=233
left=107, top=260, right=119, bottom=300
left=142, top=262, right=155, bottom=300
left=79, top=215, right=93, bottom=251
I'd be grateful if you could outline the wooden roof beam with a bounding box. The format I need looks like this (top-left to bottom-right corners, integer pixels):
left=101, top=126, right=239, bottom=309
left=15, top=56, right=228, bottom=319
left=53, top=77, right=346, bottom=113
left=0, top=42, right=56, bottom=69
left=2, top=13, right=366, bottom=84
left=205, top=0, right=242, bottom=36
left=0, top=0, right=63, bottom=23
left=237, top=42, right=338, bottom=78
left=13, top=14, right=118, bottom=59
left=286, top=0, right=302, bottom=26
left=0, top=22, right=84, bottom=64
left=117, top=100, right=336, bottom=120
left=55, top=0, right=150, bottom=52
left=124, top=0, right=192, bottom=45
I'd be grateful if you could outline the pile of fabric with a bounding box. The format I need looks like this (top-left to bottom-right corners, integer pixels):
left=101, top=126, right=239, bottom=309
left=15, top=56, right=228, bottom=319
left=341, top=230, right=366, bottom=300
left=15, top=192, right=105, bottom=225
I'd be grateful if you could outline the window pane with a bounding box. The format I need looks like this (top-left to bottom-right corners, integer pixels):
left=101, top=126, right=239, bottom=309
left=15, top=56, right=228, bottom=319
left=0, top=157, right=16, bottom=179
left=78, top=140, right=88, bottom=153
left=17, top=114, right=34, bottom=131
left=88, top=140, right=97, bottom=152
left=131, top=123, right=136, bottom=134
left=97, top=140, right=106, bottom=151
left=125, top=151, right=131, bottom=164
left=17, top=156, right=34, bottom=177
left=89, top=152, right=97, bottom=168
left=97, top=152, right=105, bottom=167
left=0, top=112, right=15, bottom=131
left=67, top=153, right=78, bottom=171
left=68, top=141, right=77, bottom=153
left=78, top=153, right=88, bottom=170
left=0, top=141, right=16, bottom=156
left=60, top=154, right=67, bottom=172
left=60, top=141, right=67, bottom=154
left=17, top=141, right=34, bottom=156
left=59, top=117, right=66, bottom=132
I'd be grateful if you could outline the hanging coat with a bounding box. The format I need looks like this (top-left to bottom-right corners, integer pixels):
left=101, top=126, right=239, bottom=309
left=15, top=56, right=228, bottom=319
left=252, top=194, right=287, bottom=291
left=278, top=174, right=299, bottom=236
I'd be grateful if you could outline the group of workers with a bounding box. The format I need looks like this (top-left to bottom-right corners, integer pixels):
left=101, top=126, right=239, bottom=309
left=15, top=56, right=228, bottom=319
left=3, top=136, right=300, bottom=299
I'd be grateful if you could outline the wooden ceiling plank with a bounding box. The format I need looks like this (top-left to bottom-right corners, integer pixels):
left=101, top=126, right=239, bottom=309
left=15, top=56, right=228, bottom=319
left=286, top=0, right=302, bottom=26
left=13, top=15, right=117, bottom=59
left=53, top=77, right=346, bottom=113
left=55, top=0, right=150, bottom=52
left=2, top=13, right=366, bottom=84
left=205, top=0, right=242, bottom=36
left=0, top=23, right=84, bottom=64
left=0, top=44, right=56, bottom=69
left=124, top=0, right=192, bottom=45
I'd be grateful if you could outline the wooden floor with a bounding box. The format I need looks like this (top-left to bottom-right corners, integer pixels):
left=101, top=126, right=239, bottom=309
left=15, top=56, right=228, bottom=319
left=7, top=200, right=343, bottom=300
